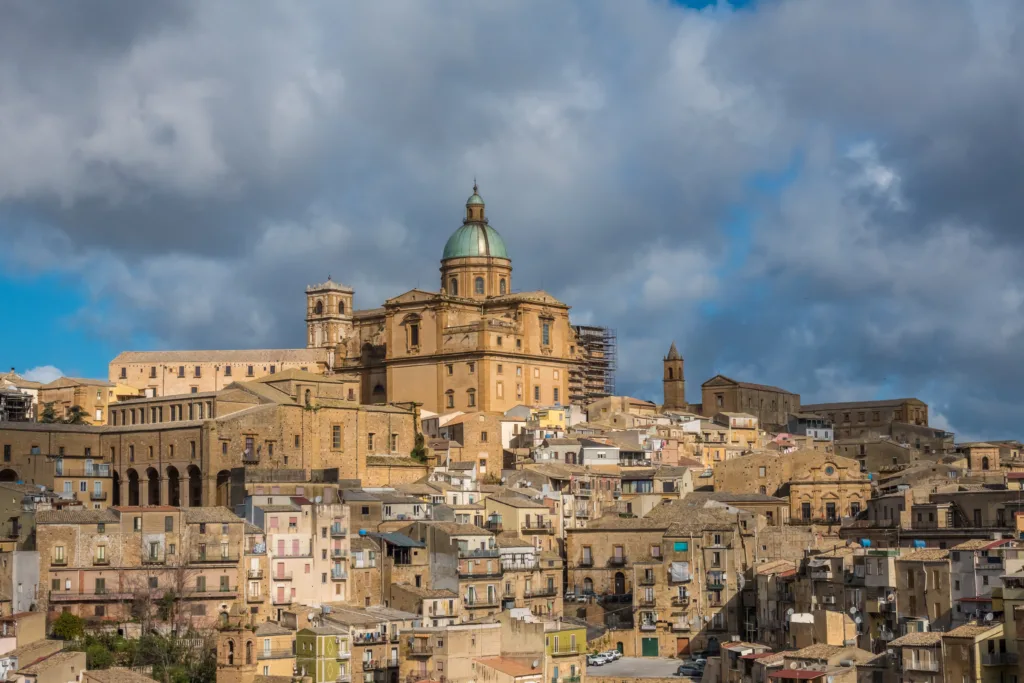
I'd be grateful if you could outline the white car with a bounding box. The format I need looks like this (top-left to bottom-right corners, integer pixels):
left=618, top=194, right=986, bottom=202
left=587, top=654, right=610, bottom=666
left=603, top=650, right=622, bottom=661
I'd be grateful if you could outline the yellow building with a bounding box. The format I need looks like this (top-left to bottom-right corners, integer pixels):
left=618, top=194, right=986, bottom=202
left=110, top=186, right=613, bottom=411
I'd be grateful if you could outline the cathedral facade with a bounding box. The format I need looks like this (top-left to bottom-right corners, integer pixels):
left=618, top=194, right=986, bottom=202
left=306, top=185, right=583, bottom=414
left=111, top=186, right=613, bottom=414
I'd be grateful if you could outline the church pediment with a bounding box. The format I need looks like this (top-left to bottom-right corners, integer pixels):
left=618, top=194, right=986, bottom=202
left=702, top=374, right=739, bottom=389
left=385, top=289, right=441, bottom=306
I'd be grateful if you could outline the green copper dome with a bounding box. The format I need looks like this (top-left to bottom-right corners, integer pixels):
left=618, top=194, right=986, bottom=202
left=467, top=193, right=484, bottom=205
left=443, top=222, right=508, bottom=260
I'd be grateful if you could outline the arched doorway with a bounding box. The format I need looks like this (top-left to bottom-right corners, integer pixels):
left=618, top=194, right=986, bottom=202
left=0, top=469, right=18, bottom=482
left=614, top=572, right=625, bottom=595
left=146, top=467, right=160, bottom=506
left=216, top=470, right=231, bottom=507
left=166, top=466, right=180, bottom=507
left=112, top=471, right=121, bottom=506
left=127, top=469, right=140, bottom=506
left=187, top=466, right=202, bottom=507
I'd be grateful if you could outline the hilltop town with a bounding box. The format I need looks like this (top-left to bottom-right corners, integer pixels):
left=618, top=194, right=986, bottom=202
left=1, top=187, right=1019, bottom=683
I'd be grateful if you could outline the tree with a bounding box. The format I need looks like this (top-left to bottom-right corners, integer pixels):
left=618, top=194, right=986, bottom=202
left=86, top=643, right=114, bottom=669
left=51, top=612, right=85, bottom=641
left=64, top=405, right=90, bottom=425
left=410, top=433, right=427, bottom=462
left=40, top=402, right=58, bottom=424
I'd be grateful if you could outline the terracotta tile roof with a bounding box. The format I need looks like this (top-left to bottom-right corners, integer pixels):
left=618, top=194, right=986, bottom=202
left=768, top=671, right=826, bottom=680
left=789, top=644, right=843, bottom=660
left=475, top=657, right=543, bottom=677
left=36, top=509, right=120, bottom=524
left=254, top=621, right=293, bottom=636
left=112, top=349, right=328, bottom=364
left=19, top=650, right=83, bottom=675
left=944, top=622, right=1003, bottom=639
left=898, top=549, right=950, bottom=562
left=888, top=631, right=943, bottom=647
left=802, top=398, right=924, bottom=411
left=184, top=506, right=243, bottom=524
left=85, top=669, right=161, bottom=683
left=952, top=539, right=993, bottom=550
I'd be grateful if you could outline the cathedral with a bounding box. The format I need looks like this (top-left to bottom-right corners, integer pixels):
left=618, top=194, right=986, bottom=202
left=110, top=186, right=615, bottom=413
left=304, top=185, right=613, bottom=414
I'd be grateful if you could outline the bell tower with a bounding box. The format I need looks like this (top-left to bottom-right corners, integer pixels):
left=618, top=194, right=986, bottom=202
left=306, top=277, right=354, bottom=349
left=216, top=627, right=257, bottom=683
left=663, top=341, right=686, bottom=411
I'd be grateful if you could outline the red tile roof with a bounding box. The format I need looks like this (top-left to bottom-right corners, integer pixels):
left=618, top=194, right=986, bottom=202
left=769, top=671, right=827, bottom=680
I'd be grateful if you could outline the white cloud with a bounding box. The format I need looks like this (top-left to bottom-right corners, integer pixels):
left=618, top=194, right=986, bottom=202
left=22, top=365, right=63, bottom=383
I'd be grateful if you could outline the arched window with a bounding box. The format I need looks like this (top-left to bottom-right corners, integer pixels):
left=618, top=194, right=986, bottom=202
left=245, top=641, right=253, bottom=665
left=338, top=301, right=345, bottom=314
left=982, top=456, right=990, bottom=470
left=499, top=279, right=507, bottom=295
left=667, top=368, right=673, bottom=380
left=583, top=577, right=593, bottom=595
left=304, top=389, right=311, bottom=406
left=450, top=278, right=458, bottom=296
left=759, top=486, right=767, bottom=495
left=474, top=277, right=485, bottom=295
left=314, top=300, right=323, bottom=315
left=227, top=640, right=235, bottom=665
left=445, top=390, right=455, bottom=409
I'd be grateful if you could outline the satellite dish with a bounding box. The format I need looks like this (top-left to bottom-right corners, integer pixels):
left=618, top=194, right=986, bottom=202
left=532, top=661, right=539, bottom=670
left=854, top=616, right=863, bottom=625
left=985, top=612, right=994, bottom=622
left=786, top=608, right=795, bottom=617
left=886, top=593, right=896, bottom=602
left=315, top=496, right=323, bottom=504
left=848, top=606, right=858, bottom=616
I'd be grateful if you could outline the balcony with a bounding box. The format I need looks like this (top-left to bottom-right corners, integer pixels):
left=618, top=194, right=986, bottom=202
left=247, top=568, right=264, bottom=579
left=49, top=590, right=133, bottom=602
left=409, top=642, right=433, bottom=657
left=574, top=509, right=590, bottom=519
left=810, top=569, right=833, bottom=581
left=459, top=548, right=500, bottom=559
left=982, top=653, right=1018, bottom=666
left=271, top=594, right=292, bottom=605
left=485, top=521, right=504, bottom=533
left=331, top=548, right=347, bottom=559
left=332, top=569, right=348, bottom=581
left=192, top=553, right=240, bottom=564
left=459, top=568, right=502, bottom=579
left=51, top=557, right=67, bottom=566
left=93, top=557, right=110, bottom=566
left=464, top=598, right=500, bottom=609
left=563, top=677, right=582, bottom=683
left=521, top=521, right=554, bottom=534
left=273, top=573, right=293, bottom=582
left=189, top=586, right=238, bottom=598
left=354, top=633, right=387, bottom=646
left=90, top=491, right=108, bottom=501
left=578, top=557, right=594, bottom=568
left=671, top=596, right=690, bottom=607
left=551, top=647, right=580, bottom=657
left=706, top=582, right=725, bottom=591
left=608, top=556, right=628, bottom=567
left=904, top=660, right=940, bottom=672
left=637, top=597, right=657, bottom=607
left=524, top=587, right=558, bottom=598
left=142, top=556, right=166, bottom=565
left=242, top=452, right=260, bottom=464
left=246, top=543, right=267, bottom=556
left=574, top=485, right=592, bottom=497
left=671, top=621, right=691, bottom=632
left=640, top=622, right=658, bottom=632
left=246, top=593, right=264, bottom=603
left=257, top=649, right=295, bottom=660
left=363, top=659, right=400, bottom=671
left=638, top=574, right=656, bottom=586
left=331, top=525, right=347, bottom=538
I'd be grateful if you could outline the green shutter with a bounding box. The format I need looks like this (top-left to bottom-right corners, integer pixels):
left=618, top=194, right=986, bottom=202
left=673, top=541, right=688, bottom=552
left=641, top=638, right=659, bottom=657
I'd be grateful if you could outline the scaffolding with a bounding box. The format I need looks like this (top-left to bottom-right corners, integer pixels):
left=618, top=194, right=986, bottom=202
left=569, top=325, right=617, bottom=405
left=0, top=390, right=33, bottom=422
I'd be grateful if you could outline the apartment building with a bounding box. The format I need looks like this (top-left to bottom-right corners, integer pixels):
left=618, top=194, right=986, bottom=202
left=400, top=621, right=503, bottom=683
left=495, top=534, right=563, bottom=618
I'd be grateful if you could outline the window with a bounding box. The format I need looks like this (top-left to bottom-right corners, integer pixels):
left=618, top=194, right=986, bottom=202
left=446, top=390, right=454, bottom=409
left=468, top=362, right=475, bottom=374
left=222, top=442, right=228, bottom=455
left=496, top=364, right=503, bottom=374
left=409, top=323, right=420, bottom=348
left=446, top=364, right=453, bottom=375
left=480, top=431, right=488, bottom=443
left=165, top=516, right=174, bottom=532
left=2, top=445, right=7, bottom=463
left=516, top=366, right=522, bottom=377
left=129, top=445, right=135, bottom=463
left=134, top=517, right=142, bottom=531
left=496, top=381, right=504, bottom=398
left=120, top=367, right=127, bottom=379
left=295, top=435, right=300, bottom=447
left=178, top=365, right=185, bottom=378
left=542, top=322, right=550, bottom=346
left=247, top=365, right=254, bottom=377
left=332, top=425, right=342, bottom=449
left=449, top=278, right=458, bottom=296
left=390, top=434, right=398, bottom=451
left=534, top=386, right=540, bottom=401
left=497, top=335, right=503, bottom=346
left=758, top=466, right=766, bottom=477
left=225, top=365, right=232, bottom=377
left=499, top=278, right=507, bottom=295
left=368, top=433, right=375, bottom=451
left=474, top=277, right=485, bottom=295
left=269, top=365, right=276, bottom=374
left=314, top=300, right=323, bottom=314
left=467, top=390, right=476, bottom=408
left=194, top=365, right=202, bottom=378
left=553, top=388, right=560, bottom=404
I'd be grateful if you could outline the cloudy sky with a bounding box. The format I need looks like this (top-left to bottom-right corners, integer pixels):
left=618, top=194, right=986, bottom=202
left=2, top=0, right=1022, bottom=440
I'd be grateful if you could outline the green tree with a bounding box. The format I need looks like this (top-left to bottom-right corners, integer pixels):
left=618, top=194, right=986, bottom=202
left=410, top=433, right=427, bottom=462
left=39, top=402, right=58, bottom=424
left=51, top=612, right=85, bottom=641
left=86, top=643, right=114, bottom=669
left=63, top=405, right=90, bottom=425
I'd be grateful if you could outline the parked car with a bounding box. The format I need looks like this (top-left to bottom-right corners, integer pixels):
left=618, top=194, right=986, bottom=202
left=679, top=658, right=705, bottom=670
left=587, top=654, right=607, bottom=666
left=676, top=666, right=703, bottom=678
left=603, top=650, right=622, bottom=661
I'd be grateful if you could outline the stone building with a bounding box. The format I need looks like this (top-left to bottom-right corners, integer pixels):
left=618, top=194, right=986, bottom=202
left=713, top=451, right=870, bottom=523
left=400, top=621, right=502, bottom=683
left=37, top=377, right=139, bottom=426
left=37, top=505, right=251, bottom=626
left=111, top=186, right=613, bottom=413
left=0, top=372, right=418, bottom=510
left=894, top=549, right=953, bottom=630
left=801, top=398, right=929, bottom=439
left=662, top=342, right=686, bottom=412
left=700, top=375, right=799, bottom=428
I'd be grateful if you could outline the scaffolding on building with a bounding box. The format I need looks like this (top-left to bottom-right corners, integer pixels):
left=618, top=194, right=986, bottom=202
left=569, top=325, right=617, bottom=405
left=0, top=390, right=33, bottom=422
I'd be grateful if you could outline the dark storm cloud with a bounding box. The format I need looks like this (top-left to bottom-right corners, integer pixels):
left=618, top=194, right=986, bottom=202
left=1, top=0, right=1022, bottom=438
